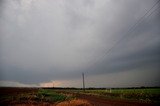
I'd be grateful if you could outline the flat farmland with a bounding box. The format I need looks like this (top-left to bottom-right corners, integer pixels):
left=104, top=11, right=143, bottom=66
left=0, top=87, right=159, bottom=106
left=0, top=87, right=91, bottom=106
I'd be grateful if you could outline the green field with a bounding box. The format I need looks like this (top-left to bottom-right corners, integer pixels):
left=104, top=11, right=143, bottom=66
left=1, top=87, right=160, bottom=105
left=37, top=89, right=68, bottom=102
left=59, top=88, right=160, bottom=103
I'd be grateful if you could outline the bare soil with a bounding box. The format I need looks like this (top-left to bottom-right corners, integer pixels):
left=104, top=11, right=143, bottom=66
left=76, top=93, right=158, bottom=106
left=0, top=88, right=159, bottom=106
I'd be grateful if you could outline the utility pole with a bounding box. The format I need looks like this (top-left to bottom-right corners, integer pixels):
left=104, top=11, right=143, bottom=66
left=82, top=73, right=85, bottom=92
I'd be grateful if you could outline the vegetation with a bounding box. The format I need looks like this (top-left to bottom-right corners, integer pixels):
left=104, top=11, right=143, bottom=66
left=1, top=87, right=160, bottom=105
left=0, top=88, right=74, bottom=105
left=56, top=99, right=92, bottom=106
left=37, top=89, right=68, bottom=102
left=70, top=88, right=160, bottom=103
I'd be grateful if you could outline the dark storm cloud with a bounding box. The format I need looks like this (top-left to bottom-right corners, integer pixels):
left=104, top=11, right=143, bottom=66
left=0, top=0, right=160, bottom=87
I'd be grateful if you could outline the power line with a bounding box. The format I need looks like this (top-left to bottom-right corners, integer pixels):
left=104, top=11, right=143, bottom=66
left=99, top=0, right=160, bottom=60
left=145, top=4, right=160, bottom=20
left=85, top=0, right=160, bottom=70
left=82, top=72, right=85, bottom=92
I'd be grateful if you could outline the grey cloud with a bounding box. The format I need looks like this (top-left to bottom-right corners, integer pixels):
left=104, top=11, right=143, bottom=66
left=0, top=0, right=160, bottom=87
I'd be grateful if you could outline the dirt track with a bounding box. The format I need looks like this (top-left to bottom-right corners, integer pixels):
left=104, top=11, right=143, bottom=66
left=76, top=93, right=157, bottom=106
left=0, top=88, right=159, bottom=106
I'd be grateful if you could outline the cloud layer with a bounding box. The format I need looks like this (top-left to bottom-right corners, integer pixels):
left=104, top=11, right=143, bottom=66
left=0, top=0, right=160, bottom=87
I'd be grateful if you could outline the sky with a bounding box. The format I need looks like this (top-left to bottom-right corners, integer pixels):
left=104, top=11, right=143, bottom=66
left=0, top=0, right=160, bottom=88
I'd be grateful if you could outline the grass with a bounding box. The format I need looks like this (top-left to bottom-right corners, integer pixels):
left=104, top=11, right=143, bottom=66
left=56, top=99, right=92, bottom=106
left=64, top=88, right=160, bottom=103
left=37, top=89, right=67, bottom=102
left=1, top=87, right=160, bottom=105
left=0, top=88, right=73, bottom=105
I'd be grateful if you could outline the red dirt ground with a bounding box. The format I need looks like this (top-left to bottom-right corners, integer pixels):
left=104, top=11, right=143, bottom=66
left=0, top=87, right=159, bottom=106
left=76, top=93, right=157, bottom=106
